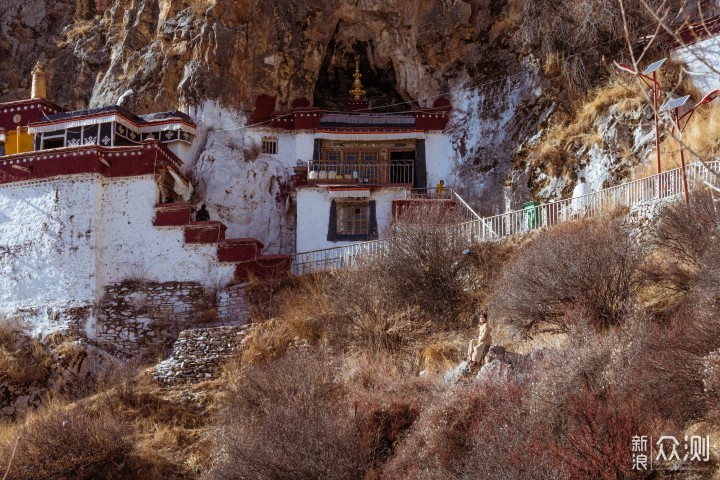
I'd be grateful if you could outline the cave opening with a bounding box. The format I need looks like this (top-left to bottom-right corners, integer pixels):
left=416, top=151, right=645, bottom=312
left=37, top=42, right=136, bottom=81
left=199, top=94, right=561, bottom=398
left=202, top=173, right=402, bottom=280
left=313, top=35, right=415, bottom=113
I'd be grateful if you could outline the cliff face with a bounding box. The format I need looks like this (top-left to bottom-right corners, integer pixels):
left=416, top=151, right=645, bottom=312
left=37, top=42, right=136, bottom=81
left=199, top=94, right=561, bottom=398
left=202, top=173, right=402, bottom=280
left=1, top=0, right=538, bottom=250
left=1, top=0, right=518, bottom=113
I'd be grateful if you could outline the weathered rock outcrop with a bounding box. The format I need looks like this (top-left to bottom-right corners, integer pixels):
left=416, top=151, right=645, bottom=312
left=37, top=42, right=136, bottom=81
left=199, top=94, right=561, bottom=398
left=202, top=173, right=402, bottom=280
left=0, top=0, right=519, bottom=113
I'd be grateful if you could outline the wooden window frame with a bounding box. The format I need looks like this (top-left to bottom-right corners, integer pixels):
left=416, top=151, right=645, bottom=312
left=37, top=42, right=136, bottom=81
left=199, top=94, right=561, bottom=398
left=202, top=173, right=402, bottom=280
left=327, top=199, right=378, bottom=242
left=261, top=137, right=278, bottom=155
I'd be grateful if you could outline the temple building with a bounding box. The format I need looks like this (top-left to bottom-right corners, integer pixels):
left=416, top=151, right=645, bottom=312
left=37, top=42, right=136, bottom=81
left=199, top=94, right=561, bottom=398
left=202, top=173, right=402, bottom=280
left=0, top=59, right=455, bottom=342
left=246, top=61, right=454, bottom=252
left=0, top=64, right=287, bottom=342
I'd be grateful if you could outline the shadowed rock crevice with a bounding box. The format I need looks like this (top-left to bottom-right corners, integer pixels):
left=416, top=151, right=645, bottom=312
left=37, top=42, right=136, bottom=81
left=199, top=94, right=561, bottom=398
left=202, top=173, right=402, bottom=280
left=313, top=31, right=412, bottom=112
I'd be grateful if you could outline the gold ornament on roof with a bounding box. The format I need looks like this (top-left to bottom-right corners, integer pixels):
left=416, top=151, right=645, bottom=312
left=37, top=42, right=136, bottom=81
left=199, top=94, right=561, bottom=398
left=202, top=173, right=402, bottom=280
left=31, top=61, right=47, bottom=99
left=349, top=60, right=366, bottom=101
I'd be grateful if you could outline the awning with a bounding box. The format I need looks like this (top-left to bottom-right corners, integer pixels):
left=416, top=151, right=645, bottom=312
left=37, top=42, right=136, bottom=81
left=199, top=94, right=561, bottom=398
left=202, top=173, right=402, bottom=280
left=29, top=116, right=196, bottom=135
left=314, top=130, right=425, bottom=141
left=328, top=188, right=371, bottom=198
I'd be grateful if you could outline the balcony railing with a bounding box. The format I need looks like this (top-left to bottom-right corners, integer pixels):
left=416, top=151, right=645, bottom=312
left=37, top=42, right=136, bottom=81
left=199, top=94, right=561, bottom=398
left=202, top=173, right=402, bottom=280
left=307, top=160, right=414, bottom=185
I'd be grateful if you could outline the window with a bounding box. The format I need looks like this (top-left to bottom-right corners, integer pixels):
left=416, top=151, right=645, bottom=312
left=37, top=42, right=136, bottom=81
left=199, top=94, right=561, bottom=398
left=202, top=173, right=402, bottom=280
left=337, top=202, right=368, bottom=235
left=262, top=137, right=278, bottom=154
left=42, top=137, right=65, bottom=150
left=327, top=199, right=377, bottom=241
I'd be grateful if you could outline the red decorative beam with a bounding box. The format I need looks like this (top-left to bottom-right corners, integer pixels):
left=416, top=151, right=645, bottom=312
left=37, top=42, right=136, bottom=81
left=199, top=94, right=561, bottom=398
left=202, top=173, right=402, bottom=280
left=0, top=140, right=184, bottom=186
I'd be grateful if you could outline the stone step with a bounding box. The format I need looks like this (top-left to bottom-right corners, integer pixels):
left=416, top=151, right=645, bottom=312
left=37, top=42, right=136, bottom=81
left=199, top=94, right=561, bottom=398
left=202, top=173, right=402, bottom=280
left=184, top=221, right=227, bottom=243
left=217, top=238, right=264, bottom=262
left=152, top=202, right=193, bottom=226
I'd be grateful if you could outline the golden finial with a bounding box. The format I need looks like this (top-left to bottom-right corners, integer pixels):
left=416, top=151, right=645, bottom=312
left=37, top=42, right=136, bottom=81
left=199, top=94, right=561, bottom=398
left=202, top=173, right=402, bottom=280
left=349, top=60, right=366, bottom=101
left=31, top=61, right=47, bottom=99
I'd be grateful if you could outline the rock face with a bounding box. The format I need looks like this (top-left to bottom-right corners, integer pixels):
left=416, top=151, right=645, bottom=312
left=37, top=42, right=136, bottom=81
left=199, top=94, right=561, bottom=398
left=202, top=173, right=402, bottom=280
left=1, top=0, right=516, bottom=113
left=0, top=0, right=536, bottom=249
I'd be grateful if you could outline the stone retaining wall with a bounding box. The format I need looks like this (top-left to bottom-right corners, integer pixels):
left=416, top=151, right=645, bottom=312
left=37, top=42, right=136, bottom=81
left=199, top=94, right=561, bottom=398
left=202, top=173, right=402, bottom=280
left=153, top=324, right=249, bottom=385
left=216, top=282, right=250, bottom=324
left=95, top=280, right=250, bottom=357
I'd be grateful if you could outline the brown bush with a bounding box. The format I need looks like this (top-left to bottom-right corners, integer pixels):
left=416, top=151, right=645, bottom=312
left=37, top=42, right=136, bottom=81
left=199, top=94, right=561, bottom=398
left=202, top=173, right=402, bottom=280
left=0, top=402, right=133, bottom=480
left=369, top=202, right=473, bottom=323
left=211, top=349, right=435, bottom=480
left=646, top=190, right=720, bottom=300
left=209, top=349, right=372, bottom=480
left=383, top=378, right=562, bottom=480
left=490, top=217, right=643, bottom=335
left=0, top=323, right=53, bottom=387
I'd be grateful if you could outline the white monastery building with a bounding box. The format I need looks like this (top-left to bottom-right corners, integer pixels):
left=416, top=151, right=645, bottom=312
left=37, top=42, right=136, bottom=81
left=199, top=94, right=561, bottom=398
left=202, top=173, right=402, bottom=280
left=245, top=62, right=455, bottom=253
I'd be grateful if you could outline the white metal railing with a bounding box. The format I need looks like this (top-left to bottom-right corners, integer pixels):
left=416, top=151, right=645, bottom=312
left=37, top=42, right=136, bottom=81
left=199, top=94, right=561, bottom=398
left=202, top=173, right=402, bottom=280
left=291, top=239, right=389, bottom=276
left=291, top=161, right=720, bottom=275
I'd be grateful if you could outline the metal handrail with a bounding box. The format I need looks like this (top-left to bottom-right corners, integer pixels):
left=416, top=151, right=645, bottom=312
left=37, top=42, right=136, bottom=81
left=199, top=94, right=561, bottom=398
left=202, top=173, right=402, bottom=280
left=290, top=161, right=720, bottom=275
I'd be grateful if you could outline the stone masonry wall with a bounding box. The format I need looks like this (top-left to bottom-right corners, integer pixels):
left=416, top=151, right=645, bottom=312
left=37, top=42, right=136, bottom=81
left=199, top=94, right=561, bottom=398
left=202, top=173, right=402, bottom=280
left=95, top=280, right=250, bottom=357
left=216, top=282, right=250, bottom=324
left=153, top=324, right=249, bottom=385
left=96, top=280, right=213, bottom=357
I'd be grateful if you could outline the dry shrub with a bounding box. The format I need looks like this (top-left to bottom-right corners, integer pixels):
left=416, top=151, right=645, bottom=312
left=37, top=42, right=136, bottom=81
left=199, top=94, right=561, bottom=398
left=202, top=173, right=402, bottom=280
left=243, top=204, right=498, bottom=367
left=490, top=217, right=643, bottom=335
left=383, top=378, right=562, bottom=480
left=0, top=323, right=53, bottom=387
left=646, top=190, right=720, bottom=301
left=209, top=349, right=372, bottom=480
left=0, top=402, right=133, bottom=480
left=342, top=354, right=439, bottom=472
left=513, top=0, right=682, bottom=102
left=366, top=202, right=478, bottom=324
left=461, top=241, right=515, bottom=308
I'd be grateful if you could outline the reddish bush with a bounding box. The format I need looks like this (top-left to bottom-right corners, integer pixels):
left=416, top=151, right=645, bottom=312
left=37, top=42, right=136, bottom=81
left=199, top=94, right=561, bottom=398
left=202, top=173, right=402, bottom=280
left=490, top=217, right=642, bottom=335
left=549, top=385, right=666, bottom=480
left=383, top=379, right=562, bottom=480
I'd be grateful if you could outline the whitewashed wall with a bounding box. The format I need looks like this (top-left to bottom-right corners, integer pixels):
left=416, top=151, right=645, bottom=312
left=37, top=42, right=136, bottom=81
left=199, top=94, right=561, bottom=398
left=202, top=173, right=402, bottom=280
left=0, top=176, right=98, bottom=334
left=166, top=142, right=194, bottom=165
left=95, top=176, right=236, bottom=288
left=296, top=187, right=406, bottom=252
left=425, top=131, right=454, bottom=189
left=0, top=174, right=236, bottom=335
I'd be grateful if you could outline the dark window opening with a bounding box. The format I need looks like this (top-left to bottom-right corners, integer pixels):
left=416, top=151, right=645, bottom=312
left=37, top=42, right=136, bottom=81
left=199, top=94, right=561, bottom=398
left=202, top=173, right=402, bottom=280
left=42, top=137, right=65, bottom=150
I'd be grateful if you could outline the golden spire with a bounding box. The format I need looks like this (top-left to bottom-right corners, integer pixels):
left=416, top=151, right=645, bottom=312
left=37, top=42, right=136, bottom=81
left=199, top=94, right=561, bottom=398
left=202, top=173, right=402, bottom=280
left=349, top=60, right=366, bottom=101
left=31, top=61, right=47, bottom=99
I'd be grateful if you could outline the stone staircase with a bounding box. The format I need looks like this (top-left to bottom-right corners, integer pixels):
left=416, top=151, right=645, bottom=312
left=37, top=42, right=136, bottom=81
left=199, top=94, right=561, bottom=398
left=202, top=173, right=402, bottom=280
left=149, top=203, right=287, bottom=385
left=152, top=202, right=291, bottom=281
left=153, top=322, right=249, bottom=385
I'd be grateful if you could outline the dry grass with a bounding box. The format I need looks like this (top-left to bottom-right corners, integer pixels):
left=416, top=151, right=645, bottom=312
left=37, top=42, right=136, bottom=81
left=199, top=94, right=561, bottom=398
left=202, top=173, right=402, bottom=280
left=531, top=80, right=644, bottom=177
left=0, top=323, right=53, bottom=387
left=678, top=104, right=720, bottom=163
